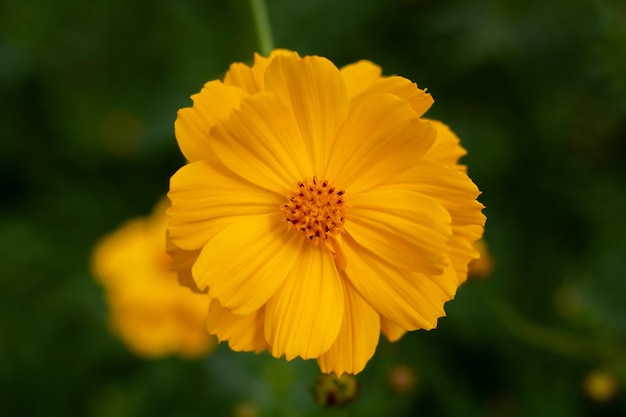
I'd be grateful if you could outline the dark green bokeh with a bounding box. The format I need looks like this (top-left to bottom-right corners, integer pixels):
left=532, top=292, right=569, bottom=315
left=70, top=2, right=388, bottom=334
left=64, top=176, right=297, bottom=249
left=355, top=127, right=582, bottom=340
left=1, top=0, right=625, bottom=416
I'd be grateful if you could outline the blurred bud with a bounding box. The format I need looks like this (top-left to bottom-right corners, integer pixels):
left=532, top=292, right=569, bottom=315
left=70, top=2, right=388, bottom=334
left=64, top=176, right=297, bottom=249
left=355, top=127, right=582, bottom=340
left=313, top=373, right=360, bottom=407
left=468, top=240, right=494, bottom=279
left=388, top=364, right=417, bottom=394
left=233, top=402, right=259, bottom=417
left=583, top=370, right=619, bottom=402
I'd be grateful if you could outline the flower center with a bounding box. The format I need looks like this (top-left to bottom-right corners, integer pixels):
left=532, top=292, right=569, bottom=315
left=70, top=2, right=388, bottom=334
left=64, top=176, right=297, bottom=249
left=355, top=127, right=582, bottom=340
left=281, top=177, right=346, bottom=245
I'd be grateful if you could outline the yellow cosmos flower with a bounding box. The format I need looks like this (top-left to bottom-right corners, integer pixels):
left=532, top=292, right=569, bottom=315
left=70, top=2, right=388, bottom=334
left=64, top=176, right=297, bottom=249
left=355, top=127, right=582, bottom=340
left=468, top=239, right=494, bottom=279
left=92, top=201, right=214, bottom=358
left=167, top=50, right=485, bottom=374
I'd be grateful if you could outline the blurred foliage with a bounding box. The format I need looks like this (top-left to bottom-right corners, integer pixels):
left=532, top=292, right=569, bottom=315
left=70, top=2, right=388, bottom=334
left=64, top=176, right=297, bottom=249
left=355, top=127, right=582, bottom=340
left=1, top=0, right=626, bottom=416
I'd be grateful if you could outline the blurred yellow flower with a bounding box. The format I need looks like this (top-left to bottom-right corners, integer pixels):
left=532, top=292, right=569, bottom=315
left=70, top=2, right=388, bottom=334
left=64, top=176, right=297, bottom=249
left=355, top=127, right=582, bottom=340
left=583, top=370, right=619, bottom=402
left=168, top=50, right=485, bottom=374
left=92, top=201, right=214, bottom=358
left=468, top=239, right=494, bottom=279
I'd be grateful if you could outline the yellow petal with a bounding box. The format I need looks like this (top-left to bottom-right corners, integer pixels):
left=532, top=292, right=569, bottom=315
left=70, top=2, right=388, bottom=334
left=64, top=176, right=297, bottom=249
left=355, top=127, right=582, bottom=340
left=175, top=81, right=248, bottom=162
left=326, top=93, right=435, bottom=195
left=389, top=160, right=485, bottom=221
left=350, top=76, right=434, bottom=118
left=346, top=188, right=452, bottom=275
left=385, top=160, right=485, bottom=283
left=388, top=160, right=484, bottom=226
left=450, top=224, right=483, bottom=284
left=264, top=54, right=348, bottom=175
left=207, top=299, right=269, bottom=353
left=342, top=233, right=456, bottom=331
left=192, top=213, right=303, bottom=315
left=223, top=62, right=260, bottom=94
left=340, top=60, right=382, bottom=99
left=210, top=92, right=313, bottom=193
left=317, top=279, right=380, bottom=375
left=224, top=50, right=299, bottom=94
left=264, top=245, right=344, bottom=361
left=423, top=119, right=468, bottom=171
left=380, top=317, right=407, bottom=342
left=168, top=161, right=281, bottom=250
left=166, top=237, right=203, bottom=293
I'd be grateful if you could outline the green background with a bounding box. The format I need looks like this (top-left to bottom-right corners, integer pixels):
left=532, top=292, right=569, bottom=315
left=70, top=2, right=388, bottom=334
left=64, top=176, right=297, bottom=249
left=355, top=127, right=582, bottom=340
left=1, top=0, right=625, bottom=416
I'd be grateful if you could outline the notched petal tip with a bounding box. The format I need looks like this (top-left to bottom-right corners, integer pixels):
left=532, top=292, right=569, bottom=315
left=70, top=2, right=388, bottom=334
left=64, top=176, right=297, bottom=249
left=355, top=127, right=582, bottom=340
left=265, top=247, right=345, bottom=361
left=349, top=75, right=434, bottom=119
left=317, top=281, right=380, bottom=375
left=174, top=81, right=248, bottom=163
left=340, top=60, right=383, bottom=99
left=207, top=299, right=269, bottom=353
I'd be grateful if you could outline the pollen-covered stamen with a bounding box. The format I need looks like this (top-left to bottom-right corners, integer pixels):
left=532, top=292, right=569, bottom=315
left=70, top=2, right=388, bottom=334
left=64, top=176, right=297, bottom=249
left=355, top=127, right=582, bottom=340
left=281, top=177, right=346, bottom=245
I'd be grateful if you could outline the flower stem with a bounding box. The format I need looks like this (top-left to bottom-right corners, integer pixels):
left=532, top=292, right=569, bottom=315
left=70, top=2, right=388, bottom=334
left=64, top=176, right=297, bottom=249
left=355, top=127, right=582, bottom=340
left=482, top=290, right=616, bottom=362
left=249, top=0, right=275, bottom=56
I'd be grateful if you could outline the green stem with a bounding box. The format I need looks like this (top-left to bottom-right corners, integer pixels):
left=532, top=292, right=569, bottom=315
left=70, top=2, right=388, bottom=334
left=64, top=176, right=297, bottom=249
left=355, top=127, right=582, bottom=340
left=482, top=290, right=616, bottom=362
left=249, top=0, right=275, bottom=55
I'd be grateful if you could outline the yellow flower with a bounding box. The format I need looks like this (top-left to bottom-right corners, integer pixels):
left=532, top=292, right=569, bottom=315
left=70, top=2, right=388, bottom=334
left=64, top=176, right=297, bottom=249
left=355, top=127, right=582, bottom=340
left=168, top=50, right=485, bottom=374
left=583, top=369, right=619, bottom=402
left=468, top=239, right=494, bottom=279
left=92, top=200, right=214, bottom=358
